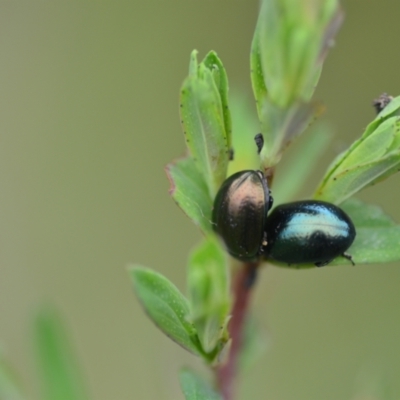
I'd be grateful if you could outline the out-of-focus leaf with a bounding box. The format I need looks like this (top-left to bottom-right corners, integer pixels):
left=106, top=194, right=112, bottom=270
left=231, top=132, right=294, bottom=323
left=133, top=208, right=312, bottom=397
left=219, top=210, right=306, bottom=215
left=34, top=309, right=89, bottom=400
left=0, top=353, right=25, bottom=400
left=250, top=0, right=341, bottom=167
left=166, top=157, right=213, bottom=234
left=180, top=50, right=230, bottom=197
left=260, top=101, right=318, bottom=167
left=352, top=366, right=394, bottom=400
left=272, top=122, right=332, bottom=204
left=187, top=237, right=230, bottom=355
left=252, top=0, right=341, bottom=108
left=130, top=266, right=201, bottom=356
left=179, top=368, right=222, bottom=400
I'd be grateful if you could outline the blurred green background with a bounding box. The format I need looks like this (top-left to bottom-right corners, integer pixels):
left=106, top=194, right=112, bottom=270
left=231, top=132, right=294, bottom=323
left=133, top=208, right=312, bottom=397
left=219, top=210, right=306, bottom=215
left=1, top=1, right=400, bottom=399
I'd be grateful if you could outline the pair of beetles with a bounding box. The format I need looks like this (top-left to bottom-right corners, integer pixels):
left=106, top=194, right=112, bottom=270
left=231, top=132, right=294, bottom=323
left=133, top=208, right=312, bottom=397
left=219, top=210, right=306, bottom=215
left=212, top=167, right=356, bottom=267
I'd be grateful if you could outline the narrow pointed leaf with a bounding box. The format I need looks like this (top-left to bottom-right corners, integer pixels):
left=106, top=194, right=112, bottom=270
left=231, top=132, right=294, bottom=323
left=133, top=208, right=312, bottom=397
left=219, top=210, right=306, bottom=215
left=315, top=97, right=400, bottom=203
left=202, top=52, right=232, bottom=150
left=34, top=309, right=89, bottom=400
left=179, top=368, right=222, bottom=400
left=314, top=150, right=400, bottom=204
left=250, top=20, right=268, bottom=124
left=130, top=266, right=201, bottom=355
left=166, top=157, right=213, bottom=234
left=333, top=117, right=400, bottom=174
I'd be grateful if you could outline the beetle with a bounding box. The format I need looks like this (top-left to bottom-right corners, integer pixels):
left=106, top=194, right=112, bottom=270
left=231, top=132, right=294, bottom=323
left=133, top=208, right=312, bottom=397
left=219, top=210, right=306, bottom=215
left=212, top=170, right=272, bottom=261
left=263, top=200, right=356, bottom=267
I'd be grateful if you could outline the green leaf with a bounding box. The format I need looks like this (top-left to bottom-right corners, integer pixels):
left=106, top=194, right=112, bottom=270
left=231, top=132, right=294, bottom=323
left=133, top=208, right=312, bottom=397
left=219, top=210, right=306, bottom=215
left=330, top=198, right=400, bottom=265
left=180, top=50, right=230, bottom=198
left=253, top=0, right=341, bottom=108
left=34, top=309, right=89, bottom=400
left=315, top=96, right=400, bottom=203
left=250, top=0, right=341, bottom=166
left=187, top=237, right=230, bottom=355
left=166, top=157, right=213, bottom=234
left=130, top=266, right=201, bottom=355
left=272, top=122, right=332, bottom=203
left=250, top=20, right=268, bottom=127
left=0, top=353, right=25, bottom=400
left=202, top=52, right=232, bottom=151
left=179, top=368, right=222, bottom=400
left=315, top=149, right=400, bottom=204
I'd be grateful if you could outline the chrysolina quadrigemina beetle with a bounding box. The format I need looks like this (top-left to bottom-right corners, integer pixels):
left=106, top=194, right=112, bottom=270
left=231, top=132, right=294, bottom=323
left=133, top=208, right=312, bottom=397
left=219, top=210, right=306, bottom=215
left=212, top=135, right=356, bottom=266
left=263, top=200, right=356, bottom=267
left=211, top=170, right=272, bottom=261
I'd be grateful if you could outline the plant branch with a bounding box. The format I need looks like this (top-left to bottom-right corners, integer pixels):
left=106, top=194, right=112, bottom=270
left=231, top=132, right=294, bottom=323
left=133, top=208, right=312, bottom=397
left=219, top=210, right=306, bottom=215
left=215, top=261, right=259, bottom=400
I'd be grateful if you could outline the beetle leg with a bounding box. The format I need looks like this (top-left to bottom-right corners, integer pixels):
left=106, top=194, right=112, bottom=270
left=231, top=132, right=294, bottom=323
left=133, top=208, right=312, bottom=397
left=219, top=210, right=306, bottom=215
left=342, top=252, right=355, bottom=266
left=315, top=259, right=331, bottom=267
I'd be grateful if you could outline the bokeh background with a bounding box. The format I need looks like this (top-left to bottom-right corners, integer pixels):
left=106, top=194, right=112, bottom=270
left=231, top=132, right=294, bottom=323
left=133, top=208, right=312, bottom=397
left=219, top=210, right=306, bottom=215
left=1, top=1, right=400, bottom=399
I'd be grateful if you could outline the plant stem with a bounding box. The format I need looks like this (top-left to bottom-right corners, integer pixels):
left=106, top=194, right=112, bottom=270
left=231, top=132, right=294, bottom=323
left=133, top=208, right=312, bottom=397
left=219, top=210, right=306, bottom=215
left=216, top=261, right=259, bottom=400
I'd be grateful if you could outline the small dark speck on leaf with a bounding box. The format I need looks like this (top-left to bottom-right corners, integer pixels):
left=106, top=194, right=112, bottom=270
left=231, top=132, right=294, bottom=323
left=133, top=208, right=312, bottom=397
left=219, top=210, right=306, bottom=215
left=254, top=133, right=264, bottom=154
left=372, top=93, right=393, bottom=114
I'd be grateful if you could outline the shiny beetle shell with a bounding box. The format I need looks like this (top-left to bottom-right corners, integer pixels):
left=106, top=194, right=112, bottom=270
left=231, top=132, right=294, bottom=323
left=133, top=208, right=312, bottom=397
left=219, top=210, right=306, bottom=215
left=264, top=200, right=356, bottom=266
left=212, top=170, right=271, bottom=261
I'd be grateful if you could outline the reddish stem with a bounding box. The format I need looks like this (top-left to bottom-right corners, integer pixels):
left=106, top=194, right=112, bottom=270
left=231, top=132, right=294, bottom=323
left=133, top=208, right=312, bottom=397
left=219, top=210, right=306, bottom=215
left=215, top=262, right=258, bottom=400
